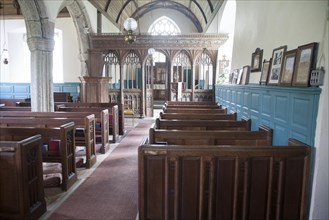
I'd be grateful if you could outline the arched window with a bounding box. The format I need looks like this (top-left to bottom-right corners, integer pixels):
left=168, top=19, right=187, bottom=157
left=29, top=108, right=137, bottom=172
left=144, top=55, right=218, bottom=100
left=172, top=52, right=191, bottom=89
left=123, top=52, right=141, bottom=89
left=102, top=51, right=120, bottom=89
left=195, top=52, right=213, bottom=90
left=148, top=16, right=181, bottom=35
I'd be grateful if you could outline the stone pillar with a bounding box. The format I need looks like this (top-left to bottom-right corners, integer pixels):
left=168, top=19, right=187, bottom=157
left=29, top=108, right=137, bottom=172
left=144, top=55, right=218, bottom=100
left=27, top=37, right=55, bottom=112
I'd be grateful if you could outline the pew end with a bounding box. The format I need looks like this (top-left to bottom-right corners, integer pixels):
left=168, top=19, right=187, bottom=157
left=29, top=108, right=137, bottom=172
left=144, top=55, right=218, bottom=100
left=0, top=135, right=47, bottom=220
left=138, top=142, right=311, bottom=220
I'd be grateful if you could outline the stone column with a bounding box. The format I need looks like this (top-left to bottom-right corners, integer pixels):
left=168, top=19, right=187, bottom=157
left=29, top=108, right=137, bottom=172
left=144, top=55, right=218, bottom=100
left=27, top=37, right=55, bottom=112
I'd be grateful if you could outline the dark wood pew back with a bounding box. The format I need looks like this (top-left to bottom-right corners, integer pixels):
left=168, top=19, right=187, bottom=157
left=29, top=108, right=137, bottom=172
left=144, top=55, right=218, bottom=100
left=56, top=106, right=118, bottom=143
left=0, top=135, right=47, bottom=220
left=0, top=123, right=77, bottom=191
left=162, top=107, right=227, bottom=114
left=138, top=138, right=311, bottom=220
left=159, top=112, right=237, bottom=120
left=55, top=102, right=125, bottom=135
left=149, top=125, right=272, bottom=145
left=0, top=115, right=97, bottom=169
left=155, top=117, right=251, bottom=131
left=164, top=101, right=221, bottom=109
left=0, top=106, right=31, bottom=111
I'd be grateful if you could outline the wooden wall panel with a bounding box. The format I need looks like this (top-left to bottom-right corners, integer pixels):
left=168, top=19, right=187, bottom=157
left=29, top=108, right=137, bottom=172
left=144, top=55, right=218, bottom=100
left=215, top=85, right=321, bottom=146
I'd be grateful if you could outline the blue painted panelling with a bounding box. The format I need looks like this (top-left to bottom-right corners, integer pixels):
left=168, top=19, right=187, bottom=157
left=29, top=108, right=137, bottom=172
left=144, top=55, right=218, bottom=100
left=215, top=84, right=321, bottom=147
left=0, top=83, right=30, bottom=99
left=261, top=94, right=272, bottom=117
left=274, top=95, right=289, bottom=124
left=273, top=123, right=289, bottom=145
left=0, top=82, right=80, bottom=101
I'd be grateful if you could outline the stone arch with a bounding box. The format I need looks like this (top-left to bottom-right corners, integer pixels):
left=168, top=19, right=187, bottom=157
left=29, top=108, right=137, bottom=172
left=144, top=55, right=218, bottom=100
left=59, top=0, right=92, bottom=76
left=17, top=0, right=54, bottom=41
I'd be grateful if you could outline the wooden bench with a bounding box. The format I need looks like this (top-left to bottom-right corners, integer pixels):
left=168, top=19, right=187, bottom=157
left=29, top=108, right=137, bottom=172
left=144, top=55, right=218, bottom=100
left=154, top=117, right=251, bottom=131
left=159, top=111, right=237, bottom=120
left=0, top=106, right=31, bottom=111
left=162, top=107, right=227, bottom=114
left=149, top=125, right=273, bottom=145
left=138, top=138, right=311, bottom=220
left=0, top=114, right=97, bottom=169
left=164, top=101, right=221, bottom=109
left=55, top=102, right=124, bottom=135
left=165, top=101, right=218, bottom=106
left=0, top=123, right=77, bottom=191
left=56, top=106, right=118, bottom=144
left=0, top=134, right=47, bottom=220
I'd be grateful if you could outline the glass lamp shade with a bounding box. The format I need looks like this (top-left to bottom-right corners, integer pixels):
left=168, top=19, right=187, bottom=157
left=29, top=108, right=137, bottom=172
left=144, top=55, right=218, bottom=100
left=148, top=48, right=155, bottom=56
left=1, top=49, right=9, bottom=64
left=123, top=18, right=138, bottom=31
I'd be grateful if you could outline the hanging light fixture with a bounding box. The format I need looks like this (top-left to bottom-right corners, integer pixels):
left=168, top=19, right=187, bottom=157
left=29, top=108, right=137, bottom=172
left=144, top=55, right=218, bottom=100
left=1, top=2, right=9, bottom=64
left=124, top=17, right=138, bottom=44
left=123, top=0, right=138, bottom=44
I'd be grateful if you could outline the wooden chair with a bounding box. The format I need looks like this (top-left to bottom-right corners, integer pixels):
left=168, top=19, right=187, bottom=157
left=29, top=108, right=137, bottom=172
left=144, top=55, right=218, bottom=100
left=124, top=98, right=135, bottom=126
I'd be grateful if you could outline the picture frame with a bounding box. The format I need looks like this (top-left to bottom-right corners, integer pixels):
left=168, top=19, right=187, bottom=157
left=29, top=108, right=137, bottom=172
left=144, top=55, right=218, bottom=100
left=268, top=45, right=287, bottom=85
left=236, top=68, right=243, bottom=84
left=251, top=48, right=263, bottom=72
left=231, top=69, right=238, bottom=84
left=292, top=42, right=318, bottom=87
left=259, top=59, right=271, bottom=85
left=241, top=65, right=250, bottom=85
left=279, top=49, right=297, bottom=86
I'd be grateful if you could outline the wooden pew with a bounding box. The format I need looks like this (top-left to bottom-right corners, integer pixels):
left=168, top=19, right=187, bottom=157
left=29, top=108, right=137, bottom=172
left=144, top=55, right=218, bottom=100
left=0, top=114, right=97, bottom=169
left=55, top=102, right=125, bottom=135
left=149, top=125, right=273, bottom=145
left=138, top=138, right=311, bottom=220
left=0, top=106, right=31, bottom=111
left=0, top=123, right=77, bottom=191
left=165, top=101, right=217, bottom=106
left=164, top=101, right=221, bottom=109
left=159, top=111, right=237, bottom=120
left=56, top=106, right=118, bottom=144
left=0, top=135, right=47, bottom=220
left=155, top=117, right=251, bottom=131
left=162, top=107, right=227, bottom=114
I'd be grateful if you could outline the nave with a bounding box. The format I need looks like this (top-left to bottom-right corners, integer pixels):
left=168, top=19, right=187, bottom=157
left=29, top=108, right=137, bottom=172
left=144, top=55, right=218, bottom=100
left=42, top=114, right=158, bottom=220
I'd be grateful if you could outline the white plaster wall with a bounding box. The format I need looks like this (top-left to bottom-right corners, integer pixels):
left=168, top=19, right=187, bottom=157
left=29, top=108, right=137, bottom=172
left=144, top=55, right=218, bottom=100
left=55, top=17, right=81, bottom=82
left=0, top=20, right=27, bottom=82
left=231, top=1, right=329, bottom=219
left=102, top=15, right=120, bottom=33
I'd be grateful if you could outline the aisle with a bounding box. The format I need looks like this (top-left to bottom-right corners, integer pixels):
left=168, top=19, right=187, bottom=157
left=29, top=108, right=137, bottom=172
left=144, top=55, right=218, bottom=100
left=45, top=119, right=154, bottom=220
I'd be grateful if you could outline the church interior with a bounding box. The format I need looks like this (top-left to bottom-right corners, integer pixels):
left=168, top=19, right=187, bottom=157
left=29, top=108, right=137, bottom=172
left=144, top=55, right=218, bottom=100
left=0, top=0, right=328, bottom=219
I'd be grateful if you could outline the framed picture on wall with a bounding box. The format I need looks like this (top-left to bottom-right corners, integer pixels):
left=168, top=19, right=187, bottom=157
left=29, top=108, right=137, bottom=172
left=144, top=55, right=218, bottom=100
left=241, top=65, right=250, bottom=85
left=292, top=42, right=318, bottom=87
left=268, top=45, right=287, bottom=85
left=236, top=68, right=243, bottom=84
left=279, top=49, right=297, bottom=86
left=259, top=59, right=271, bottom=85
left=251, top=48, right=263, bottom=72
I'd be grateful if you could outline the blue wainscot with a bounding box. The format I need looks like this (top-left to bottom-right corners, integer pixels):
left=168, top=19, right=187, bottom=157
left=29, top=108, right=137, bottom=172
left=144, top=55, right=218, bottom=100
left=215, top=84, right=321, bottom=147
left=0, top=82, right=80, bottom=101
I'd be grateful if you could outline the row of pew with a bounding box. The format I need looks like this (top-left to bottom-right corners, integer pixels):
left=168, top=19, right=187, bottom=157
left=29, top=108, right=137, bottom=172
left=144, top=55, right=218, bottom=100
left=138, top=101, right=311, bottom=220
left=0, top=102, right=126, bottom=220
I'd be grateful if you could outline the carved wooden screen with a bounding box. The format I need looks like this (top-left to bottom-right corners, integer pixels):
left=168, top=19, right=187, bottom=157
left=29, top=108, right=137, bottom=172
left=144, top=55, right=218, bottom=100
left=102, top=51, right=120, bottom=89
left=195, top=52, right=213, bottom=90
left=123, top=52, right=141, bottom=89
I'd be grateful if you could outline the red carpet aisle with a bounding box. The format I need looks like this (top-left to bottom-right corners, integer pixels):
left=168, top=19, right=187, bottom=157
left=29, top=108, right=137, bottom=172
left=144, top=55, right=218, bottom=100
left=48, top=119, right=154, bottom=220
